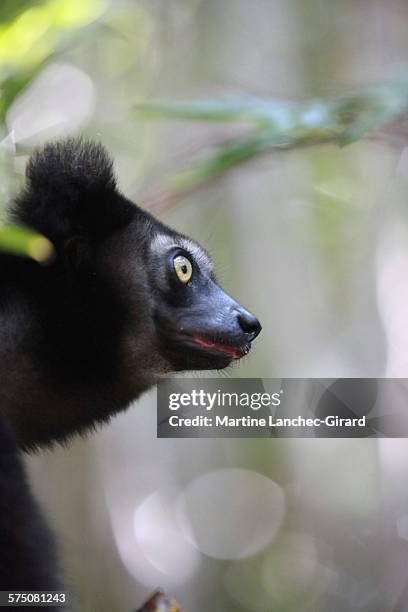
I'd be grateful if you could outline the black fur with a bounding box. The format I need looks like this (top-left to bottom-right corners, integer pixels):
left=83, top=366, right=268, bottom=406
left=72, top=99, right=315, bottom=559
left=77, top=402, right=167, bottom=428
left=0, top=416, right=62, bottom=608
left=0, top=138, right=261, bottom=600
left=16, top=138, right=127, bottom=241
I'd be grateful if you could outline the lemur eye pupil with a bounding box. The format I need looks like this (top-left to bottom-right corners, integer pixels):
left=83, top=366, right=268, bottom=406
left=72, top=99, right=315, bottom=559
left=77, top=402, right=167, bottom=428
left=173, top=255, right=193, bottom=283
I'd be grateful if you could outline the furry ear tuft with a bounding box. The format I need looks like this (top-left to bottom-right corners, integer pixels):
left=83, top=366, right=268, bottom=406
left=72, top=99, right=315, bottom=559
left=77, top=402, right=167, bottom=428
left=11, top=138, right=134, bottom=247
left=25, top=138, right=116, bottom=196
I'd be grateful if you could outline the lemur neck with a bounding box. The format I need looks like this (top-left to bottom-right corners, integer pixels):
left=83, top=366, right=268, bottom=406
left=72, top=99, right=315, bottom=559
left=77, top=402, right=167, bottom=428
left=1, top=356, right=145, bottom=451
left=0, top=316, right=147, bottom=451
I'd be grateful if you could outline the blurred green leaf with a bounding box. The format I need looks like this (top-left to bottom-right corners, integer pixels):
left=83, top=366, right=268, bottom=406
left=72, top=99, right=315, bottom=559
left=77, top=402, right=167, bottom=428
left=335, top=79, right=408, bottom=144
left=136, top=75, right=408, bottom=201
left=171, top=130, right=289, bottom=191
left=0, top=0, right=105, bottom=121
left=0, top=0, right=33, bottom=25
left=135, top=98, right=297, bottom=129
left=0, top=224, right=54, bottom=262
left=0, top=0, right=103, bottom=71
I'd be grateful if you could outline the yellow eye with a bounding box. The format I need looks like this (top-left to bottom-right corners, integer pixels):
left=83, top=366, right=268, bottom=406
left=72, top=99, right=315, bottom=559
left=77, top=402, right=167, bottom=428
left=173, top=255, right=193, bottom=283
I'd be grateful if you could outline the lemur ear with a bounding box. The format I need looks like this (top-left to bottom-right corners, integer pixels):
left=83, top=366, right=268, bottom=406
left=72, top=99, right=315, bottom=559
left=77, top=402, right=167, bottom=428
left=26, top=138, right=116, bottom=198
left=12, top=138, right=134, bottom=250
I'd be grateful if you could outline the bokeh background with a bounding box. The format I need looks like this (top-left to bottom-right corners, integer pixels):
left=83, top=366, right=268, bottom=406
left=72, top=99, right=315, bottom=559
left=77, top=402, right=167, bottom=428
left=2, top=0, right=408, bottom=610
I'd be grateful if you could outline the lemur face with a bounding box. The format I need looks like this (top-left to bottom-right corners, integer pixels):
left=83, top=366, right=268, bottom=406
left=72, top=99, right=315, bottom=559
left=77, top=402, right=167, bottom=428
left=109, top=222, right=262, bottom=374
left=149, top=232, right=261, bottom=371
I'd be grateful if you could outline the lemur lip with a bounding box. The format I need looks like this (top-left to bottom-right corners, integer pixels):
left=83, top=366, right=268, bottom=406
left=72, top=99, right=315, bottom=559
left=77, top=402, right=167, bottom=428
left=190, top=335, right=250, bottom=359
left=172, top=327, right=251, bottom=359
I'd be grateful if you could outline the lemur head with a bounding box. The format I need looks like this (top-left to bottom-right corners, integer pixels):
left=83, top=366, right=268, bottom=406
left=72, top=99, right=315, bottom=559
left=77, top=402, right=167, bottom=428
left=13, top=139, right=261, bottom=386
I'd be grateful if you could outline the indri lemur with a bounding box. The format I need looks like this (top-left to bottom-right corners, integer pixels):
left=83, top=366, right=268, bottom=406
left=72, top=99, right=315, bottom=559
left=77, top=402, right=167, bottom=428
left=0, top=139, right=261, bottom=602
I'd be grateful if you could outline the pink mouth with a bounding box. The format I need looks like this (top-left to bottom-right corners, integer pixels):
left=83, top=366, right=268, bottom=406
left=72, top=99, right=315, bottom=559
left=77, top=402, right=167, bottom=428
left=191, top=335, right=250, bottom=359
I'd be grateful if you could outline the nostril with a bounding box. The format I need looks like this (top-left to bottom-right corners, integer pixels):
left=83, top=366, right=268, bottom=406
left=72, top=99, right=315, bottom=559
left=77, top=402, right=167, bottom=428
left=237, top=312, right=262, bottom=339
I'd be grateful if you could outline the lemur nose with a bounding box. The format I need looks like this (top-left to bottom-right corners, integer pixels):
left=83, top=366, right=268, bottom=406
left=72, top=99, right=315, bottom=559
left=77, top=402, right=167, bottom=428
left=237, top=311, right=262, bottom=340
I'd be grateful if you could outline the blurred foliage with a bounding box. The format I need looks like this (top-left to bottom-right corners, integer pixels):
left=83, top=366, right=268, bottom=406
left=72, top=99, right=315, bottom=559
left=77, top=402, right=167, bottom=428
left=0, top=0, right=104, bottom=258
left=0, top=0, right=104, bottom=121
left=135, top=76, right=408, bottom=202
left=1, top=2, right=408, bottom=258
left=0, top=0, right=32, bottom=26
left=0, top=223, right=54, bottom=262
